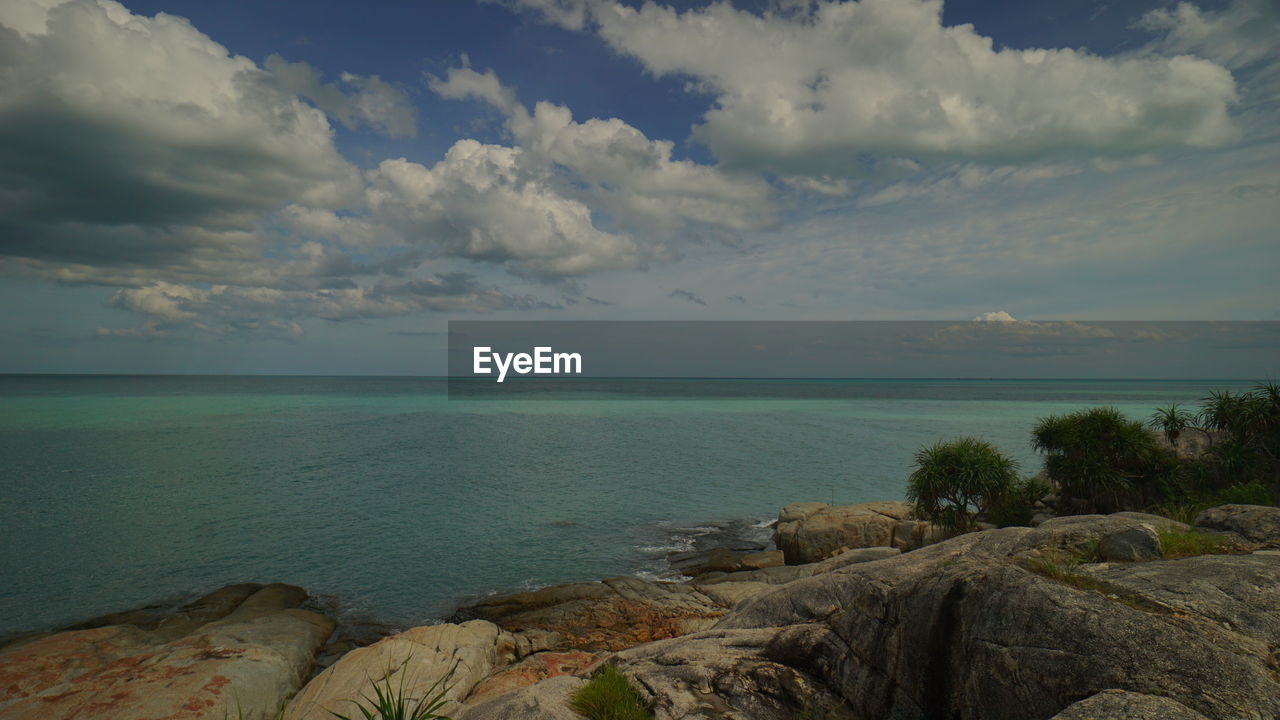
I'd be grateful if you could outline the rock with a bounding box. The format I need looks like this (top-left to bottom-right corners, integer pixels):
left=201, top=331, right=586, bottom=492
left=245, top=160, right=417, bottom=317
left=713, top=519, right=1280, bottom=719
left=1012, top=513, right=1186, bottom=559
left=465, top=650, right=604, bottom=704
left=773, top=501, right=944, bottom=564
left=692, top=581, right=776, bottom=608
left=739, top=550, right=784, bottom=570
left=283, top=620, right=509, bottom=720
left=1195, top=503, right=1280, bottom=547
left=668, top=547, right=745, bottom=577
left=1096, top=525, right=1161, bottom=562
left=1029, top=512, right=1054, bottom=527
left=1049, top=690, right=1209, bottom=719
left=613, top=627, right=857, bottom=720
left=1081, top=553, right=1280, bottom=644
left=0, top=583, right=334, bottom=720
left=696, top=546, right=901, bottom=587
left=456, top=675, right=584, bottom=720
left=777, top=502, right=829, bottom=524
left=454, top=576, right=732, bottom=651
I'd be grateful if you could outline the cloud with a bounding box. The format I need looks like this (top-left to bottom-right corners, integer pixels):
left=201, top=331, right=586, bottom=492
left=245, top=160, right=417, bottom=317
left=102, top=274, right=552, bottom=338
left=0, top=0, right=361, bottom=283
left=430, top=66, right=774, bottom=234
left=0, top=0, right=607, bottom=334
left=363, top=141, right=646, bottom=277
left=668, top=288, right=707, bottom=305
left=508, top=0, right=1239, bottom=176
left=1137, top=0, right=1279, bottom=71
left=264, top=54, right=418, bottom=138
left=974, top=310, right=1017, bottom=322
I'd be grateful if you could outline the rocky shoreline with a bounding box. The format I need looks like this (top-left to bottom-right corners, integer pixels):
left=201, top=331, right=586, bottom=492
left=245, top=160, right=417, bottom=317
left=1, top=502, right=1278, bottom=719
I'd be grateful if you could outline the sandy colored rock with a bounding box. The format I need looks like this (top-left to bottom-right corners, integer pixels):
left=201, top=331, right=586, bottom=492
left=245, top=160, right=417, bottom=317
left=455, top=576, right=731, bottom=651
left=739, top=549, right=784, bottom=570
left=456, top=675, right=584, bottom=720
left=465, top=650, right=604, bottom=704
left=283, top=620, right=509, bottom=720
left=0, top=583, right=333, bottom=720
left=773, top=501, right=944, bottom=564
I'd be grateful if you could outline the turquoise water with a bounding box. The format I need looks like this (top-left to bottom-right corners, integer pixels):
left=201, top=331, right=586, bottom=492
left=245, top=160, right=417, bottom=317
left=0, top=376, right=1257, bottom=637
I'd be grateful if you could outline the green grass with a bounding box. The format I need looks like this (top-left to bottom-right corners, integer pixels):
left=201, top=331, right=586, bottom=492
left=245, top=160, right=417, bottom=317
left=1021, top=553, right=1108, bottom=593
left=568, top=665, right=653, bottom=720
left=1158, top=530, right=1232, bottom=559
left=328, top=658, right=457, bottom=720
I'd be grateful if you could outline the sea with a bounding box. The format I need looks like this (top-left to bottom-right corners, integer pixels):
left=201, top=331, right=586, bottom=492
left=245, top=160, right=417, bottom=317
left=0, top=375, right=1259, bottom=639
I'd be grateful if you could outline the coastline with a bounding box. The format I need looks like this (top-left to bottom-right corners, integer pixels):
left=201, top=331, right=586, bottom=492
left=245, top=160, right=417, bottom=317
left=3, top=499, right=1277, bottom=719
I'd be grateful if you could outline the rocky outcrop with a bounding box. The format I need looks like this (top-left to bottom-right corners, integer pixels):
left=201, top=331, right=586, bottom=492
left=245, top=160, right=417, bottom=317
left=1049, top=690, right=1210, bottom=720
left=707, top=522, right=1280, bottom=720
left=0, top=583, right=334, bottom=720
left=465, top=650, right=604, bottom=704
left=1195, top=503, right=1280, bottom=547
left=283, top=620, right=509, bottom=720
left=668, top=548, right=784, bottom=579
left=456, top=675, right=585, bottom=720
left=773, top=501, right=946, bottom=564
left=455, top=576, right=734, bottom=651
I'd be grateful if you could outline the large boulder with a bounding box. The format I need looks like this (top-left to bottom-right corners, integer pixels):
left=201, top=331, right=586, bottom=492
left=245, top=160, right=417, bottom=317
left=283, top=621, right=510, bottom=720
left=612, top=627, right=857, bottom=720
left=710, top=522, right=1280, bottom=720
left=773, top=501, right=945, bottom=564
left=0, top=583, right=334, bottom=720
left=1195, top=503, right=1280, bottom=547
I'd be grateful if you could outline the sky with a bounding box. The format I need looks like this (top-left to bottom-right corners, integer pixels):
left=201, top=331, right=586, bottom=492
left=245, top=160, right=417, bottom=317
left=0, top=0, right=1276, bottom=374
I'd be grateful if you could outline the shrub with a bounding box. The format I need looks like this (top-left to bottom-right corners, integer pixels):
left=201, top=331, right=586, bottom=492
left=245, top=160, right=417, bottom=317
left=907, top=438, right=1021, bottom=532
left=1218, top=481, right=1273, bottom=506
left=1032, top=407, right=1174, bottom=512
left=1149, top=402, right=1193, bottom=446
left=568, top=665, right=652, bottom=720
left=986, top=475, right=1051, bottom=528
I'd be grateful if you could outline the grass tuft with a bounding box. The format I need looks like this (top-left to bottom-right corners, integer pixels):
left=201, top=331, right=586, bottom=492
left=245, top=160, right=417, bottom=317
left=568, top=665, right=653, bottom=720
left=328, top=657, right=457, bottom=720
left=1158, top=530, right=1232, bottom=559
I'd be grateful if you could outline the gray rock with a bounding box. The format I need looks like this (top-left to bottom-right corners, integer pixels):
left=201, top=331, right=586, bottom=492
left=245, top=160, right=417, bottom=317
left=1096, top=525, right=1161, bottom=562
left=614, top=628, right=857, bottom=720
left=1048, top=690, right=1208, bottom=719
left=716, top=522, right=1280, bottom=720
left=697, top=546, right=901, bottom=586
left=1195, top=503, right=1280, bottom=547
left=1013, top=513, right=1186, bottom=558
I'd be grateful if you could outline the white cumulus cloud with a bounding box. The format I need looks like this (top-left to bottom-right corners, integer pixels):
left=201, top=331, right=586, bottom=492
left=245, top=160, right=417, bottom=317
left=508, top=0, right=1241, bottom=176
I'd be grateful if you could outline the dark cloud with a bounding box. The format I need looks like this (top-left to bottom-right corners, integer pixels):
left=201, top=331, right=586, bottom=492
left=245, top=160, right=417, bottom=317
left=668, top=289, right=707, bottom=306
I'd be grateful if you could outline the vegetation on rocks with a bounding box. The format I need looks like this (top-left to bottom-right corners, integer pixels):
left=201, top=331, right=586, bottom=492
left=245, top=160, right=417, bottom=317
left=567, top=665, right=652, bottom=720
left=1032, top=406, right=1176, bottom=513
left=1157, top=529, right=1232, bottom=559
left=906, top=437, right=1021, bottom=532
left=327, top=658, right=457, bottom=720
